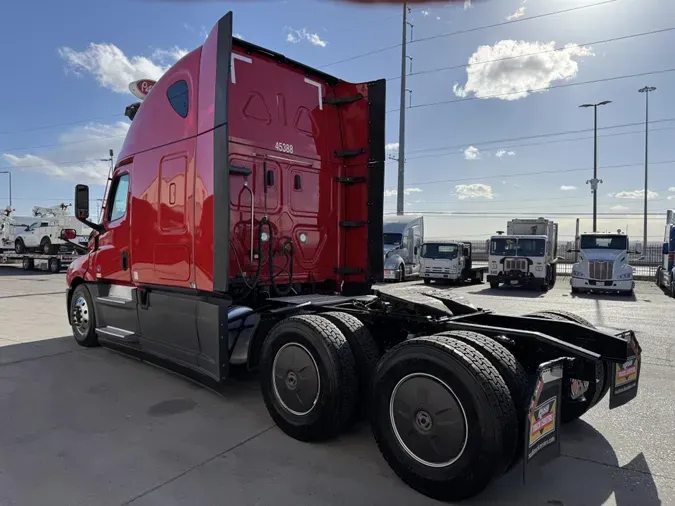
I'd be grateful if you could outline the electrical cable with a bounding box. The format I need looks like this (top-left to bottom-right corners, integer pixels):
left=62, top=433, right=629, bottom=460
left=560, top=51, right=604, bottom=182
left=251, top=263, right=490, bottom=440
left=319, top=0, right=620, bottom=68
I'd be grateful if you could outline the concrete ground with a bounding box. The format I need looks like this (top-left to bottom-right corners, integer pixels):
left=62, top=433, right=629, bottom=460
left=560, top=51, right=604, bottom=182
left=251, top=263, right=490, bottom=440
left=0, top=265, right=673, bottom=506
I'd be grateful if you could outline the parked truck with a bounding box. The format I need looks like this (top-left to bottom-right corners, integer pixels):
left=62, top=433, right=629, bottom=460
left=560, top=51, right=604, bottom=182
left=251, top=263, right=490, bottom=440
left=63, top=12, right=642, bottom=503
left=0, top=205, right=85, bottom=273
left=487, top=217, right=559, bottom=292
left=382, top=214, right=423, bottom=282
left=656, top=210, right=675, bottom=297
left=421, top=240, right=486, bottom=285
left=569, top=232, right=636, bottom=296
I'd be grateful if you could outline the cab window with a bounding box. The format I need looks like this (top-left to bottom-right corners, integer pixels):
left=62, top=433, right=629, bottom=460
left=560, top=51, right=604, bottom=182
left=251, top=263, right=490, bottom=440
left=108, top=174, right=130, bottom=222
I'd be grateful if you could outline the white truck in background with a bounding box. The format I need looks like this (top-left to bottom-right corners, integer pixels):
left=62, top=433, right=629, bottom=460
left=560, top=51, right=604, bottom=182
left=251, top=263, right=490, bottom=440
left=420, top=239, right=486, bottom=285
left=569, top=232, right=636, bottom=296
left=656, top=210, right=675, bottom=297
left=0, top=204, right=89, bottom=273
left=382, top=214, right=423, bottom=282
left=487, top=217, right=559, bottom=292
left=10, top=204, right=90, bottom=254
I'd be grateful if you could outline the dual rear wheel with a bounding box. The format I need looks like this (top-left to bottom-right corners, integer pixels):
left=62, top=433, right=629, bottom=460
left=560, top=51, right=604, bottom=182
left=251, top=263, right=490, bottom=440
left=259, top=315, right=528, bottom=502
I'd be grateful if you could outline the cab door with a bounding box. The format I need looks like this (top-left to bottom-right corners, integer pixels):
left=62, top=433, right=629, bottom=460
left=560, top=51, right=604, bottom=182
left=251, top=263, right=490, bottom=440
left=92, top=171, right=139, bottom=337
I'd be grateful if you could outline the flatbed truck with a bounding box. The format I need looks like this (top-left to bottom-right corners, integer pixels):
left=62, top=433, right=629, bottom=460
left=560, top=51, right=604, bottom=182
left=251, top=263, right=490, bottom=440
left=62, top=12, right=643, bottom=503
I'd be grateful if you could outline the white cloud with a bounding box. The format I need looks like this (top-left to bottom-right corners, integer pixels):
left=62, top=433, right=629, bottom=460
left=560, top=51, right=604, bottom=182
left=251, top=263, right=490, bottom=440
left=464, top=0, right=472, bottom=10
left=495, top=149, right=516, bottom=158
left=456, top=184, right=494, bottom=200
left=613, top=189, right=659, bottom=200
left=385, top=142, right=399, bottom=154
left=233, top=32, right=243, bottom=39
left=668, top=196, right=675, bottom=200
left=453, top=40, right=593, bottom=101
left=464, top=146, right=480, bottom=160
left=58, top=43, right=188, bottom=93
left=1, top=122, right=129, bottom=185
left=384, top=187, right=423, bottom=198
left=610, top=205, right=628, bottom=211
left=560, top=185, right=577, bottom=191
left=285, top=27, right=327, bottom=47
left=437, top=16, right=441, bottom=20
left=506, top=6, right=526, bottom=20
left=669, top=187, right=675, bottom=192
left=421, top=9, right=430, bottom=16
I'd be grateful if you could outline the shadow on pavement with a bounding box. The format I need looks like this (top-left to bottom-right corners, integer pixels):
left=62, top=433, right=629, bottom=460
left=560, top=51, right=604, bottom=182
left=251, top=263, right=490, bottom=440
left=0, top=335, right=82, bottom=366
left=469, top=286, right=546, bottom=298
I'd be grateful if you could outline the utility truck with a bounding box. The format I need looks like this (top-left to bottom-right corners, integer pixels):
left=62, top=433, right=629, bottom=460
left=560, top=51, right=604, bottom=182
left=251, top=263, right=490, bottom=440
left=0, top=205, right=84, bottom=273
left=382, top=214, right=423, bottom=282
left=421, top=240, right=486, bottom=285
left=487, top=218, right=559, bottom=292
left=63, top=12, right=643, bottom=503
left=656, top=210, right=675, bottom=297
left=569, top=232, right=636, bottom=295
left=9, top=204, right=89, bottom=254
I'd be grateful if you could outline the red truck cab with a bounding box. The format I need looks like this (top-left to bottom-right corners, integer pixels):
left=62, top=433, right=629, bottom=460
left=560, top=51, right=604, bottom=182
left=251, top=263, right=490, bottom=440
left=66, top=11, right=385, bottom=381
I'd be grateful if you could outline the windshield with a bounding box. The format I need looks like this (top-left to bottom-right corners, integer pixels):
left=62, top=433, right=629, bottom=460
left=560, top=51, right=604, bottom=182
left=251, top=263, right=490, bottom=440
left=490, top=237, right=546, bottom=256
left=421, top=243, right=458, bottom=259
left=383, top=233, right=402, bottom=246
left=580, top=235, right=628, bottom=250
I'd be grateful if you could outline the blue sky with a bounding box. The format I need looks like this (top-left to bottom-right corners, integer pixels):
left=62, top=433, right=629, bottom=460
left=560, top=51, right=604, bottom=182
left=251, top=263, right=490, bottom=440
left=1, top=0, right=674, bottom=240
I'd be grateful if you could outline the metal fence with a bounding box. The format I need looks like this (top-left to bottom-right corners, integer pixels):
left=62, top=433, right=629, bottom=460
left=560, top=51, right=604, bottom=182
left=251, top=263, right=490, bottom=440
left=467, top=239, right=662, bottom=279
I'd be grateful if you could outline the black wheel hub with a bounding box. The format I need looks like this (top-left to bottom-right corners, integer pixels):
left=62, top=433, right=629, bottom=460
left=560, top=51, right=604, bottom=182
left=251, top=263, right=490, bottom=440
left=272, top=342, right=320, bottom=416
left=390, top=373, right=468, bottom=468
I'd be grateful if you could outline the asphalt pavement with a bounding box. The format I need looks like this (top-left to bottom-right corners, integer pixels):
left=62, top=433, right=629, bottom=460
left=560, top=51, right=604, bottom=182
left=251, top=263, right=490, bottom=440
left=0, top=265, right=673, bottom=506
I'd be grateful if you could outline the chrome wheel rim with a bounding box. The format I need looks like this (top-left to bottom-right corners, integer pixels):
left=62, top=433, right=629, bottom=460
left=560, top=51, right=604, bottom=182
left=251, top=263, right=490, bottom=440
left=389, top=373, right=468, bottom=468
left=272, top=342, right=320, bottom=416
left=72, top=295, right=90, bottom=335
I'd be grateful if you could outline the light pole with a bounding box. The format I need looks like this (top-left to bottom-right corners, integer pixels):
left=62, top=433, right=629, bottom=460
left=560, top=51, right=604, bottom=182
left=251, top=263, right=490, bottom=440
left=579, top=100, right=612, bottom=232
left=638, top=86, right=656, bottom=251
left=0, top=171, right=11, bottom=207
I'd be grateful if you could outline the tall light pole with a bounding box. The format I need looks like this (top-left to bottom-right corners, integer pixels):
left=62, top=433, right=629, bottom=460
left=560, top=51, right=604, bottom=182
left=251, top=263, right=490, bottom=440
left=0, top=171, right=11, bottom=207
left=579, top=100, right=612, bottom=232
left=638, top=86, right=656, bottom=250
left=396, top=2, right=412, bottom=216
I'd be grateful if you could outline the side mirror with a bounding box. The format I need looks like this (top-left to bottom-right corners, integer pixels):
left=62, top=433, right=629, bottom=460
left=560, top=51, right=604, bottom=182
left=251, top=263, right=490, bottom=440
left=75, top=184, right=90, bottom=220
left=74, top=184, right=105, bottom=233
left=463, top=248, right=469, bottom=257
left=414, top=246, right=418, bottom=255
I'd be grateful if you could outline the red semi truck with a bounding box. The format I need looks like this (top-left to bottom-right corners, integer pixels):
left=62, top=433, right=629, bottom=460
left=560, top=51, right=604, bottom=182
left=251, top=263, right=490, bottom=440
left=65, top=11, right=642, bottom=502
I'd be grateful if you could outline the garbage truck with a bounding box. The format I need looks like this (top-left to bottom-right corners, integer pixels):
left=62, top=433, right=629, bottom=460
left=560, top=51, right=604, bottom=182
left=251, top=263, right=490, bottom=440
left=62, top=12, right=642, bottom=503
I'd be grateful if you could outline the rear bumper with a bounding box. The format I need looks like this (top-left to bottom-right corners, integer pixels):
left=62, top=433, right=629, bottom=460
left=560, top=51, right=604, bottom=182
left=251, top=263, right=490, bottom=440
left=570, top=277, right=634, bottom=291
left=487, top=274, right=546, bottom=287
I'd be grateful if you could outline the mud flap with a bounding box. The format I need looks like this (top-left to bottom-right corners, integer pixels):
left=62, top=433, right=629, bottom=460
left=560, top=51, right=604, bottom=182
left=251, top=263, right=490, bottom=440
left=523, top=358, right=565, bottom=483
left=609, top=331, right=642, bottom=409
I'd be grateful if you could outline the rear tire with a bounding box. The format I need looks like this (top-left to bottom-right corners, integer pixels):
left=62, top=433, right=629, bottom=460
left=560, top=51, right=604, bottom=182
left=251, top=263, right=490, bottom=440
left=260, top=315, right=358, bottom=442
left=435, top=330, right=527, bottom=471
left=524, top=310, right=610, bottom=422
left=489, top=281, right=499, bottom=289
left=70, top=284, right=99, bottom=347
left=319, top=311, right=381, bottom=421
left=22, top=257, right=33, bottom=270
left=423, top=278, right=431, bottom=285
left=370, top=335, right=517, bottom=502
left=15, top=238, right=25, bottom=254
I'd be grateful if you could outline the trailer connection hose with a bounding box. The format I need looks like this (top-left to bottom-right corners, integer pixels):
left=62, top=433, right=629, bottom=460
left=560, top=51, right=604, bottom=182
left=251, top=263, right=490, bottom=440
left=230, top=216, right=269, bottom=299
left=266, top=220, right=295, bottom=297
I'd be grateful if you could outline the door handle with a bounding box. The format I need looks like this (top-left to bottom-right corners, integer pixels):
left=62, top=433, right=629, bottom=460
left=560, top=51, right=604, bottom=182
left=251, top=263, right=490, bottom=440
left=121, top=250, right=128, bottom=271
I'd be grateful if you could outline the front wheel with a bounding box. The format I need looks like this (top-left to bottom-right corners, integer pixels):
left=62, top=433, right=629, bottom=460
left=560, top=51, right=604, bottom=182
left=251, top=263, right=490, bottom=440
left=70, top=284, right=99, bottom=347
left=489, top=281, right=499, bottom=289
left=15, top=238, right=25, bottom=254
